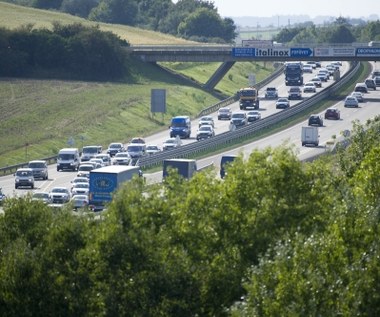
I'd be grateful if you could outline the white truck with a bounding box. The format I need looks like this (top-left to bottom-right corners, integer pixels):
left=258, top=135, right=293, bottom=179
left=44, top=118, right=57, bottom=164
left=301, top=126, right=319, bottom=147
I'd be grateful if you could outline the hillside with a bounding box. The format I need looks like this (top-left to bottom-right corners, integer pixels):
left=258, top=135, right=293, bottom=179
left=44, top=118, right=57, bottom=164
left=0, top=2, right=275, bottom=167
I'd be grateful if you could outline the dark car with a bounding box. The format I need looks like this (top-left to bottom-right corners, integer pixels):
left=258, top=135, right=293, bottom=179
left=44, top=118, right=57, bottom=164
left=375, top=76, right=380, bottom=87
left=365, top=78, right=377, bottom=90
left=324, top=108, right=341, bottom=120
left=220, top=155, right=237, bottom=179
left=308, top=114, right=324, bottom=127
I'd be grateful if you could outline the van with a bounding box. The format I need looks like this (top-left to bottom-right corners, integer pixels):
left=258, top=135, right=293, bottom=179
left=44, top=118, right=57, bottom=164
left=57, top=148, right=80, bottom=171
left=220, top=155, right=237, bottom=179
left=169, top=116, right=191, bottom=139
left=81, top=145, right=102, bottom=161
left=28, top=160, right=48, bottom=180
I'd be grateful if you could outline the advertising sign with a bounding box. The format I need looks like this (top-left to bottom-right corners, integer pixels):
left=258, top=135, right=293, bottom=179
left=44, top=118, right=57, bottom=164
left=356, top=47, right=380, bottom=57
left=314, top=47, right=355, bottom=57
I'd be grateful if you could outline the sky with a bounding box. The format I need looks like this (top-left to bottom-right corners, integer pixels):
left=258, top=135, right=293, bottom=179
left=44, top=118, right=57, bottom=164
left=209, top=0, right=380, bottom=18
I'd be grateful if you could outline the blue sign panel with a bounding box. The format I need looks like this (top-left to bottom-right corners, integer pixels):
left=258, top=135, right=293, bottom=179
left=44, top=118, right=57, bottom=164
left=356, top=47, right=380, bottom=56
left=232, top=47, right=255, bottom=57
left=290, top=48, right=313, bottom=57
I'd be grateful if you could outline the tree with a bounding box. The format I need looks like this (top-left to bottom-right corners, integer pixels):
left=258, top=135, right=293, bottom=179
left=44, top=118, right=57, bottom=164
left=89, top=0, right=138, bottom=25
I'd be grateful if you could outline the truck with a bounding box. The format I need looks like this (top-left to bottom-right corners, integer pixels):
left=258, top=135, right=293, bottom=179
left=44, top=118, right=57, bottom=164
left=169, top=116, right=191, bottom=139
left=89, top=165, right=141, bottom=211
left=301, top=126, right=319, bottom=147
left=238, top=87, right=259, bottom=110
left=284, top=62, right=303, bottom=86
left=163, top=159, right=197, bottom=180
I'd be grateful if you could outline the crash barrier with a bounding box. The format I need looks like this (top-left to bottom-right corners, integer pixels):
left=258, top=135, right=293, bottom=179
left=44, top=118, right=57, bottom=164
left=139, top=61, right=360, bottom=169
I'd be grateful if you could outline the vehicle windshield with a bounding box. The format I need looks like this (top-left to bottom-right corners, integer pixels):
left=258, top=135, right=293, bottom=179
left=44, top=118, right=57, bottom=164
left=115, top=153, right=129, bottom=158
left=248, top=112, right=259, bottom=115
left=58, top=154, right=74, bottom=160
left=78, top=165, right=93, bottom=171
left=82, top=147, right=98, bottom=154
left=52, top=188, right=68, bottom=193
left=199, top=126, right=212, bottom=131
left=165, top=139, right=175, bottom=144
left=16, top=170, right=32, bottom=177
left=110, top=144, right=122, bottom=149
left=232, top=113, right=245, bottom=119
left=147, top=146, right=158, bottom=150
left=240, top=89, right=256, bottom=97
left=219, top=108, right=230, bottom=113
left=278, top=98, right=288, bottom=102
left=74, top=183, right=89, bottom=188
left=171, top=118, right=187, bottom=127
left=28, top=162, right=45, bottom=168
left=266, top=88, right=276, bottom=91
left=127, top=145, right=144, bottom=152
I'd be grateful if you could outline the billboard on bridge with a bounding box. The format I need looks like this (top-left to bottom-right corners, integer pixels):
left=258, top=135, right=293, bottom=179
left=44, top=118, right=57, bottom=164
left=356, top=47, right=380, bottom=57
left=232, top=47, right=312, bottom=58
left=314, top=47, right=355, bottom=57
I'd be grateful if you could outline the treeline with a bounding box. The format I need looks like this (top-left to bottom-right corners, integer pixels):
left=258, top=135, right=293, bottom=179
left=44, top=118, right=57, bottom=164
left=4, top=0, right=237, bottom=43
left=1, top=117, right=380, bottom=315
left=274, top=17, right=380, bottom=44
left=0, top=22, right=129, bottom=79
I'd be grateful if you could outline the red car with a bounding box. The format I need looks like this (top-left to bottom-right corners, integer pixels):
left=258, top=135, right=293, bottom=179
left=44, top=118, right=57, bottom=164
left=324, top=108, right=341, bottom=120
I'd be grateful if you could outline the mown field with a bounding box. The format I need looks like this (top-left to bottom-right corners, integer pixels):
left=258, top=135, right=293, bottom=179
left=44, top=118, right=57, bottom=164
left=0, top=2, right=275, bottom=168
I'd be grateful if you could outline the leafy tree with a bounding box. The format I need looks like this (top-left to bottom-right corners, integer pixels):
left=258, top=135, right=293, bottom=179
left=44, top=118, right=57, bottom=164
left=89, top=0, right=138, bottom=25
left=60, top=0, right=99, bottom=18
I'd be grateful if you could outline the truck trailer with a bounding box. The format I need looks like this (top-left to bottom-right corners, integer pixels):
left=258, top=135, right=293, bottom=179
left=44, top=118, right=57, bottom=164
left=163, top=159, right=197, bottom=179
left=89, top=165, right=141, bottom=211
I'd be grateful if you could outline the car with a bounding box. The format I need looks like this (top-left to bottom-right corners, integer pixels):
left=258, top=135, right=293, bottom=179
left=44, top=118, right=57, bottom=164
left=305, top=61, right=317, bottom=69
left=112, top=152, right=131, bottom=165
left=364, top=78, right=377, bottom=90
left=106, top=142, right=125, bottom=157
left=264, top=87, right=278, bottom=99
left=350, top=92, right=364, bottom=102
left=126, top=144, right=146, bottom=159
left=318, top=69, right=330, bottom=80
left=324, top=108, right=341, bottom=120
left=375, top=76, right=380, bottom=87
left=94, top=153, right=111, bottom=166
left=49, top=187, right=71, bottom=204
left=302, top=64, right=313, bottom=73
left=130, top=137, right=146, bottom=144
left=230, top=111, right=248, bottom=127
left=32, top=191, right=51, bottom=204
left=276, top=97, right=290, bottom=109
left=198, top=116, right=215, bottom=128
left=247, top=111, right=261, bottom=122
left=196, top=125, right=215, bottom=141
left=303, top=82, right=317, bottom=93
left=89, top=158, right=104, bottom=168
left=308, top=114, right=324, bottom=127
left=354, top=83, right=368, bottom=93
left=146, top=144, right=161, bottom=155
left=71, top=195, right=89, bottom=210
left=325, top=65, right=336, bottom=76
left=316, top=72, right=328, bottom=82
left=217, top=107, right=232, bottom=120
left=71, top=177, right=89, bottom=190
left=14, top=168, right=34, bottom=189
left=344, top=96, right=359, bottom=108
left=163, top=137, right=182, bottom=151
left=76, top=163, right=95, bottom=178
left=28, top=160, right=48, bottom=180
left=371, top=70, right=380, bottom=79
left=314, top=61, right=322, bottom=68
left=71, top=182, right=90, bottom=196
left=310, top=77, right=322, bottom=88
left=288, top=87, right=302, bottom=100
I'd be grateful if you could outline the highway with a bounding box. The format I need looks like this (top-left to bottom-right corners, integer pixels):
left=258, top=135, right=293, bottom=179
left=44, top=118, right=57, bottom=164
left=0, top=61, right=365, bottom=200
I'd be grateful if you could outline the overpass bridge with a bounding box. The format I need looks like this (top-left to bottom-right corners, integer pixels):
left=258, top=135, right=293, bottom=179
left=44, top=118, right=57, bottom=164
left=126, top=44, right=380, bottom=89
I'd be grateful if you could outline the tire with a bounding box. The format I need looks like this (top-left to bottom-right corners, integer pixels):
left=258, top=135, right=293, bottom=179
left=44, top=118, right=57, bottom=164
left=15, top=185, right=18, bottom=189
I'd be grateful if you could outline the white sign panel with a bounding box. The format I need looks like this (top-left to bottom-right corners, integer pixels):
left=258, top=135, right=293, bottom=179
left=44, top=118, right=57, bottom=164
left=314, top=47, right=355, bottom=57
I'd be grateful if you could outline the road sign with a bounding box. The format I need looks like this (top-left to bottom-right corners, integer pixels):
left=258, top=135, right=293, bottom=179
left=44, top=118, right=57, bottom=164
left=232, top=47, right=255, bottom=57
left=356, top=47, right=380, bottom=57
left=290, top=48, right=313, bottom=57
left=67, top=137, right=75, bottom=146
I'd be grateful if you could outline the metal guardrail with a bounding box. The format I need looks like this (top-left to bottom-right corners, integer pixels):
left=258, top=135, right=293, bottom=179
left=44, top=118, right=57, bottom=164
left=139, top=61, right=360, bottom=169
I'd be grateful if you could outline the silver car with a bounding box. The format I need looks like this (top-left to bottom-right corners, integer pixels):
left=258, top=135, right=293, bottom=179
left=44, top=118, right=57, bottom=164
left=344, top=96, right=359, bottom=108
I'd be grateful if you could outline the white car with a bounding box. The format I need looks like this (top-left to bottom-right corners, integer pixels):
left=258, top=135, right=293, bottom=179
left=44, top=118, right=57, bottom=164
left=163, top=138, right=181, bottom=151
left=196, top=125, right=215, bottom=141
left=344, top=96, right=359, bottom=108
left=89, top=158, right=105, bottom=168
left=247, top=111, right=261, bottom=122
left=32, top=191, right=51, bottom=204
left=302, top=64, right=313, bottom=73
left=76, top=163, right=94, bottom=178
left=146, top=144, right=161, bottom=155
left=94, top=153, right=111, bottom=166
left=198, top=116, right=215, bottom=128
left=303, top=82, right=317, bottom=93
left=49, top=187, right=71, bottom=204
left=112, top=152, right=131, bottom=165
left=350, top=91, right=364, bottom=102
left=71, top=182, right=90, bottom=196
left=71, top=195, right=89, bottom=210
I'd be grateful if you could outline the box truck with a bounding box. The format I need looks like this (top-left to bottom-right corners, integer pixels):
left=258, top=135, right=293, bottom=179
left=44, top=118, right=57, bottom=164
left=301, top=126, right=319, bottom=147
left=89, top=165, right=141, bottom=211
left=163, top=159, right=197, bottom=179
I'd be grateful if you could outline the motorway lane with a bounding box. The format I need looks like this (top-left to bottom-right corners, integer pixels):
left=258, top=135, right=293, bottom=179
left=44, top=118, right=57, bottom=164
left=0, top=62, right=349, bottom=198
